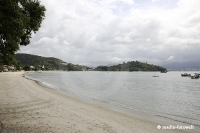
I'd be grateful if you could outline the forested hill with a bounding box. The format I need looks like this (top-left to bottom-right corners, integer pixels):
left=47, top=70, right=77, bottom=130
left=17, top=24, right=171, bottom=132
left=14, top=54, right=166, bottom=71
left=14, top=53, right=91, bottom=71
left=94, top=61, right=167, bottom=71
left=15, top=53, right=63, bottom=67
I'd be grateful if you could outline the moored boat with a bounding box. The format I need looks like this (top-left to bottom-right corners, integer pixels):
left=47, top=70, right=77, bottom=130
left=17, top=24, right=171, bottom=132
left=191, top=73, right=199, bottom=79
left=181, top=73, right=191, bottom=77
left=160, top=71, right=167, bottom=73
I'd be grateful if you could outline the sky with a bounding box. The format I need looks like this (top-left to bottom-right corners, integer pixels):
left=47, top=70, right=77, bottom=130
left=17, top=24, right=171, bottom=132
left=19, top=0, right=200, bottom=67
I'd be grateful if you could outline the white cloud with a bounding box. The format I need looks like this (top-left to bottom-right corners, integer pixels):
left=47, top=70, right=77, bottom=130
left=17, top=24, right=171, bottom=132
left=152, top=0, right=159, bottom=3
left=167, top=56, right=175, bottom=61
left=121, top=0, right=134, bottom=5
left=19, top=0, right=200, bottom=66
left=177, top=0, right=200, bottom=9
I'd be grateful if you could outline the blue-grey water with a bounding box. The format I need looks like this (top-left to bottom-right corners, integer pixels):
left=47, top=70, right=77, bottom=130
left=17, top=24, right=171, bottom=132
left=26, top=71, right=200, bottom=131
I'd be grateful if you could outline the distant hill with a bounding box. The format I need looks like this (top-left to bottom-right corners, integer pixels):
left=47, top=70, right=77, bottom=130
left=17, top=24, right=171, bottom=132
left=3, top=53, right=167, bottom=71
left=163, top=62, right=200, bottom=70
left=15, top=53, right=64, bottom=68
left=14, top=53, right=91, bottom=71
left=94, top=61, right=167, bottom=71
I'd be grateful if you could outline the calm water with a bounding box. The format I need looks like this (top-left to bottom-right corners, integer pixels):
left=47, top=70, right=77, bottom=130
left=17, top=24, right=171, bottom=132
left=26, top=71, right=200, bottom=131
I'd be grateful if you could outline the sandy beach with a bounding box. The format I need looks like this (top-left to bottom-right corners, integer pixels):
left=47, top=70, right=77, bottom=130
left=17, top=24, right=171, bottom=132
left=0, top=72, right=193, bottom=133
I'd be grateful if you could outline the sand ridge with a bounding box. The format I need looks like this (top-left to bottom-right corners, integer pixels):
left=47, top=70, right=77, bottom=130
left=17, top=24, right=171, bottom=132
left=0, top=72, right=193, bottom=133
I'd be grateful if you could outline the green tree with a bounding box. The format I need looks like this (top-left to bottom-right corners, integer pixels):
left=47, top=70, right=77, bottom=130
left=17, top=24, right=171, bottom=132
left=67, top=63, right=75, bottom=71
left=0, top=65, right=3, bottom=71
left=0, top=0, right=46, bottom=65
left=23, top=65, right=30, bottom=71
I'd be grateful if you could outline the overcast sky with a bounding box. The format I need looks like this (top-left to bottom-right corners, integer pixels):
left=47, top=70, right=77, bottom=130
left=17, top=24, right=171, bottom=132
left=19, top=0, right=200, bottom=67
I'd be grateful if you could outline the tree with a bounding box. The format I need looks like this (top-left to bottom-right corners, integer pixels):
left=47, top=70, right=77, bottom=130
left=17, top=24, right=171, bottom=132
left=0, top=0, right=46, bottom=65
left=67, top=63, right=75, bottom=71
left=23, top=65, right=30, bottom=71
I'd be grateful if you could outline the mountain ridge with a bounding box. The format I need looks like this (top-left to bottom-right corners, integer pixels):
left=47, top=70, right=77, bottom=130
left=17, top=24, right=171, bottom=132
left=13, top=53, right=167, bottom=71
left=14, top=53, right=91, bottom=71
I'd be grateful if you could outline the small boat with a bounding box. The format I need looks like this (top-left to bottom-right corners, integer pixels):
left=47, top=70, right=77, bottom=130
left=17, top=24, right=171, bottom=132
left=181, top=73, right=191, bottom=77
left=160, top=71, right=167, bottom=73
left=152, top=76, right=159, bottom=77
left=191, top=76, right=199, bottom=79
left=191, top=73, right=199, bottom=79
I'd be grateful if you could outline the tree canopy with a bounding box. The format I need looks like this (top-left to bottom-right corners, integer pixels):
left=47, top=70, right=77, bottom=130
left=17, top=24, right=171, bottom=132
left=0, top=0, right=45, bottom=65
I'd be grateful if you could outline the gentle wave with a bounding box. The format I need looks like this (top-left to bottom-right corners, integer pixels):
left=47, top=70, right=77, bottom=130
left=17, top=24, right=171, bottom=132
left=25, top=74, right=59, bottom=90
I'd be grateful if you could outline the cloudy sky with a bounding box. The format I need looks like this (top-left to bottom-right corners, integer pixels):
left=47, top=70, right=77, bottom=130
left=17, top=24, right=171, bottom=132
left=19, top=0, right=200, bottom=67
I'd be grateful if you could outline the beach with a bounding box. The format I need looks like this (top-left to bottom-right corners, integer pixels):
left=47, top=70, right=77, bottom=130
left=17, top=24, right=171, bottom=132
left=0, top=72, right=193, bottom=133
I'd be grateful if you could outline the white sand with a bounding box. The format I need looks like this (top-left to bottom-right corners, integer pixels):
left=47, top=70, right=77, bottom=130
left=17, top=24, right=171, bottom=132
left=0, top=72, right=193, bottom=133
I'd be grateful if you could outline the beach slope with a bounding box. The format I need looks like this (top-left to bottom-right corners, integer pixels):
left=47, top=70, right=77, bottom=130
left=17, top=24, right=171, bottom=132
left=0, top=72, right=191, bottom=133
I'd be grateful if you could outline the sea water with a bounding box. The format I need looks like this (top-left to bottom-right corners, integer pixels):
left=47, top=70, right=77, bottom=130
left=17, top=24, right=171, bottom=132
left=26, top=71, right=200, bottom=131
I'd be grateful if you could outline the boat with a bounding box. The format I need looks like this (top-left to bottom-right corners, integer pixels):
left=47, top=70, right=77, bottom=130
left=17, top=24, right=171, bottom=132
left=181, top=73, right=191, bottom=77
left=191, top=76, right=199, bottom=79
left=152, top=76, right=159, bottom=77
left=191, top=73, right=199, bottom=79
left=160, top=70, right=167, bottom=73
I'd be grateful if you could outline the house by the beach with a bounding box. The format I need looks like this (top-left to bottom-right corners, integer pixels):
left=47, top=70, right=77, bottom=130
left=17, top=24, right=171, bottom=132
left=30, top=66, right=35, bottom=70
left=2, top=65, right=7, bottom=72
left=1, top=65, right=16, bottom=72
left=3, top=65, right=8, bottom=72
left=8, top=66, right=15, bottom=71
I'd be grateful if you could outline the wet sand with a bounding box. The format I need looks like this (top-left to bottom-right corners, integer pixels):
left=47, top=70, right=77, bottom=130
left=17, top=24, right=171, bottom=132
left=0, top=72, right=193, bottom=133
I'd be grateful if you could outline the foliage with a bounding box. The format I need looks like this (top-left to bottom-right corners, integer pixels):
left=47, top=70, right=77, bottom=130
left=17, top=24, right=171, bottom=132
left=23, top=65, right=30, bottom=71
left=0, top=0, right=46, bottom=65
left=15, top=53, right=91, bottom=71
left=0, top=65, right=2, bottom=71
left=95, top=66, right=108, bottom=71
left=94, top=61, right=167, bottom=71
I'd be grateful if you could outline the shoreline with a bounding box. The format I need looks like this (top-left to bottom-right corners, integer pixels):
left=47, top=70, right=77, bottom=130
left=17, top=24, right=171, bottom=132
left=0, top=71, right=194, bottom=133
